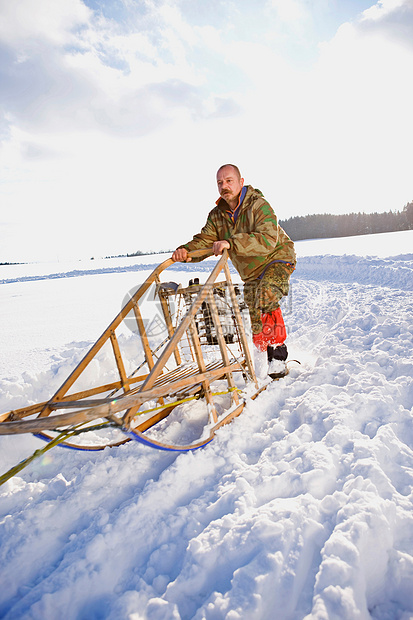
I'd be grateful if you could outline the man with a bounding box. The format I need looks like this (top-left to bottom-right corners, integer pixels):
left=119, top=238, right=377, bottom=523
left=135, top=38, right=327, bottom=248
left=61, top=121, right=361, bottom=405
left=172, top=164, right=296, bottom=378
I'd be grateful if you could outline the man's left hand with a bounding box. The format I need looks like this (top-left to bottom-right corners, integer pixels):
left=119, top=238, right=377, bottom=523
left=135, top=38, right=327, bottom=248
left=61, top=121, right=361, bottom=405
left=212, top=240, right=230, bottom=256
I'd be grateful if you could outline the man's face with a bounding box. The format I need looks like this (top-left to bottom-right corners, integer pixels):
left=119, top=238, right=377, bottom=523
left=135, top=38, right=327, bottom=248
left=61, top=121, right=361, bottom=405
left=216, top=166, right=244, bottom=206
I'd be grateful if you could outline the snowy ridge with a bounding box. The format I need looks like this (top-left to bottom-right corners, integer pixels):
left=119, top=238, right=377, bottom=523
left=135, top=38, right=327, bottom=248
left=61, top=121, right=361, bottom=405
left=0, top=233, right=413, bottom=619
left=295, top=254, right=413, bottom=291
left=2, top=254, right=413, bottom=292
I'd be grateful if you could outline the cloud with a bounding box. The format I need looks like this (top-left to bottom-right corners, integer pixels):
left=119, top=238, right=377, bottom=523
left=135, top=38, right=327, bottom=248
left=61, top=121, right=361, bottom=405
left=208, top=98, right=242, bottom=119
left=268, top=0, right=310, bottom=24
left=0, top=1, right=97, bottom=138
left=0, top=0, right=91, bottom=48
left=91, top=79, right=240, bottom=136
left=359, top=0, right=413, bottom=49
left=20, top=141, right=62, bottom=161
left=0, top=0, right=243, bottom=144
left=0, top=43, right=97, bottom=133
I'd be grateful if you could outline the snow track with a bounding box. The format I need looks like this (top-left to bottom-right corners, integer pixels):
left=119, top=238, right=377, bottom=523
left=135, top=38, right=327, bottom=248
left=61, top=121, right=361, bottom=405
left=0, top=240, right=412, bottom=619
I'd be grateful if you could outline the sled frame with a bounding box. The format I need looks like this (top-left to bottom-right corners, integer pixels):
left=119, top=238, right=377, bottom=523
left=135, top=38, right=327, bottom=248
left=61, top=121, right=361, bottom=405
left=0, top=249, right=261, bottom=451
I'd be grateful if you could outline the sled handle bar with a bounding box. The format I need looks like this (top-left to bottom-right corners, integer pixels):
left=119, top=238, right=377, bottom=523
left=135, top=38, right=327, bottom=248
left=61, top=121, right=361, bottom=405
left=175, top=248, right=216, bottom=260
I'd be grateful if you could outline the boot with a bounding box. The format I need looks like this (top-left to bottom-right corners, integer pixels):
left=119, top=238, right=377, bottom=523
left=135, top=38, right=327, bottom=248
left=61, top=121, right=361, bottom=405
left=267, top=343, right=288, bottom=379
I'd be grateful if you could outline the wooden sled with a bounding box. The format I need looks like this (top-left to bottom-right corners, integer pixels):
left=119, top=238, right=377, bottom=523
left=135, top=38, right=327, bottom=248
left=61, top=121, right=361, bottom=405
left=0, top=249, right=267, bottom=452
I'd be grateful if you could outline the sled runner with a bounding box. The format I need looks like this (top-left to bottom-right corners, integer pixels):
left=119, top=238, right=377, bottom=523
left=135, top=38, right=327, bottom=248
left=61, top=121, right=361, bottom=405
left=0, top=249, right=269, bottom=456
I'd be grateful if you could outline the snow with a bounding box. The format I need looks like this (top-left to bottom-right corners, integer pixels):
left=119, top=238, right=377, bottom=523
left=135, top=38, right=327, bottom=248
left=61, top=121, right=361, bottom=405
left=294, top=230, right=412, bottom=259
left=0, top=231, right=412, bottom=620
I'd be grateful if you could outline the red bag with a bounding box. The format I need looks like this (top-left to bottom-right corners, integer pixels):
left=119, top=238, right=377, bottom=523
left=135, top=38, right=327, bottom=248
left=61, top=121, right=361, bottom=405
left=253, top=308, right=286, bottom=351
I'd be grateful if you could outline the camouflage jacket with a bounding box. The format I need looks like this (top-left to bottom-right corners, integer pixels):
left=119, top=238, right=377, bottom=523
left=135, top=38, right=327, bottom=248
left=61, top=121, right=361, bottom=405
left=180, top=185, right=296, bottom=282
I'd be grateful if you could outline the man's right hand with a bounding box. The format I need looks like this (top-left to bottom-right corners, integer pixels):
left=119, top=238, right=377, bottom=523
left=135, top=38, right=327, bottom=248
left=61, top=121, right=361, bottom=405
left=172, top=248, right=192, bottom=262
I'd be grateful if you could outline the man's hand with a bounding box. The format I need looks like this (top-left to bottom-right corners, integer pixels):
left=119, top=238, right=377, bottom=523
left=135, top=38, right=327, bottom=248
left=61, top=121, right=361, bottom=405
left=212, top=240, right=230, bottom=256
left=172, top=248, right=191, bottom=262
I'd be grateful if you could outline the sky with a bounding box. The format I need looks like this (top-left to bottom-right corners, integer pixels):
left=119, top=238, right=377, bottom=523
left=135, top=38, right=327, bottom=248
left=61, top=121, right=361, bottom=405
left=0, top=0, right=412, bottom=262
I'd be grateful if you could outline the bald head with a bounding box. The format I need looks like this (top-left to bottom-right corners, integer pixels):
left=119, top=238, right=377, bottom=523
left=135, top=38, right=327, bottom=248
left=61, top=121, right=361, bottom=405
left=216, top=164, right=242, bottom=180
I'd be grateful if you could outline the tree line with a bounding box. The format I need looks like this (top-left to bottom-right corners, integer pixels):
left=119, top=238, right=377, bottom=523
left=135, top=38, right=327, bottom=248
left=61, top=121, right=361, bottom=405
left=279, top=201, right=413, bottom=241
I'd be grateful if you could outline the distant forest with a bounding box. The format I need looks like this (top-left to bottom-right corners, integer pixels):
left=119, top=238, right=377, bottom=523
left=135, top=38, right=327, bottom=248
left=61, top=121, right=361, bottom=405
left=279, top=201, right=413, bottom=241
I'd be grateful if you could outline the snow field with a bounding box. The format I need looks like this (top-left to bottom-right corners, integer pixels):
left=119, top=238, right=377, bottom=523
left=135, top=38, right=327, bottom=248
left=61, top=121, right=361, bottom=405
left=0, top=234, right=412, bottom=619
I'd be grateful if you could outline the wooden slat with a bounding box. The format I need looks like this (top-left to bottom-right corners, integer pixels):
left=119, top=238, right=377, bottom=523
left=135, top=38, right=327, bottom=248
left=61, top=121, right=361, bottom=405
left=0, top=376, right=148, bottom=422
left=187, top=317, right=218, bottom=423
left=206, top=290, right=239, bottom=407
left=135, top=362, right=242, bottom=412
left=132, top=302, right=155, bottom=371
left=223, top=262, right=258, bottom=388
left=0, top=363, right=242, bottom=435
left=155, top=275, right=182, bottom=366
left=152, top=363, right=198, bottom=386
left=109, top=331, right=130, bottom=392
left=47, top=362, right=227, bottom=410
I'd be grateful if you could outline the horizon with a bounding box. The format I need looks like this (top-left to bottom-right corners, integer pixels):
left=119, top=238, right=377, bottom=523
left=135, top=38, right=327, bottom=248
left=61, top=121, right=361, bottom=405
left=1, top=228, right=411, bottom=267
